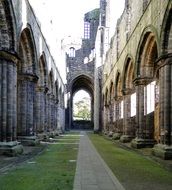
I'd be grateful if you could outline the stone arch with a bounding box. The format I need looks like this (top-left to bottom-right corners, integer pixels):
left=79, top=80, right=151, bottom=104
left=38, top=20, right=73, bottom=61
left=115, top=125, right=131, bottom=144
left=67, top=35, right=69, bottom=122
left=135, top=26, right=159, bottom=77
left=113, top=71, right=123, bottom=136
left=115, top=71, right=122, bottom=99
left=122, top=56, right=135, bottom=92
left=55, top=80, right=59, bottom=101
left=0, top=0, right=16, bottom=51
left=160, top=1, right=172, bottom=54
left=18, top=26, right=38, bottom=74
left=104, top=87, right=108, bottom=106
left=69, top=74, right=94, bottom=130
left=38, top=52, right=48, bottom=87
left=48, top=70, right=55, bottom=94
left=133, top=29, right=159, bottom=146
left=109, top=81, right=114, bottom=103
left=0, top=0, right=18, bottom=144
left=35, top=53, right=48, bottom=133
left=120, top=56, right=136, bottom=142
left=17, top=26, right=38, bottom=140
left=109, top=81, right=115, bottom=124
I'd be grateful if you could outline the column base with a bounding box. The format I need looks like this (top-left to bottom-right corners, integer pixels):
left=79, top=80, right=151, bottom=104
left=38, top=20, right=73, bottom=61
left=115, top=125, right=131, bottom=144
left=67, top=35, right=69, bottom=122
left=152, top=144, right=172, bottom=160
left=0, top=141, right=23, bottom=156
left=112, top=133, right=122, bottom=140
left=131, top=138, right=156, bottom=148
left=37, top=133, right=49, bottom=141
left=120, top=135, right=134, bottom=143
left=18, top=136, right=40, bottom=146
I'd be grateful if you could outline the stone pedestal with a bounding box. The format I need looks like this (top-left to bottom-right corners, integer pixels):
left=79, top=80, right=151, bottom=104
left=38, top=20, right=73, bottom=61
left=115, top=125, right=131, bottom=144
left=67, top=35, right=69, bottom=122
left=18, top=136, right=39, bottom=146
left=37, top=133, right=49, bottom=141
left=153, top=144, right=172, bottom=160
left=131, top=138, right=156, bottom=148
left=120, top=135, right=134, bottom=143
left=112, top=133, right=122, bottom=140
left=0, top=141, right=23, bottom=156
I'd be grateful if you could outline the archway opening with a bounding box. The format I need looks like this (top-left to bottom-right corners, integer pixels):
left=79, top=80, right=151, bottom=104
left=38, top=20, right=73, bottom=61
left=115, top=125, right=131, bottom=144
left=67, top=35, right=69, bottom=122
left=72, top=89, right=93, bottom=130
left=68, top=75, right=94, bottom=130
left=73, top=90, right=91, bottom=121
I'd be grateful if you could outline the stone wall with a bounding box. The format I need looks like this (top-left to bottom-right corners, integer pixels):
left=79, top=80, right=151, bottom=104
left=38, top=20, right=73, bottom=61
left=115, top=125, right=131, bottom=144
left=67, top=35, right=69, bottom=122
left=0, top=0, right=65, bottom=155
left=101, top=0, right=172, bottom=159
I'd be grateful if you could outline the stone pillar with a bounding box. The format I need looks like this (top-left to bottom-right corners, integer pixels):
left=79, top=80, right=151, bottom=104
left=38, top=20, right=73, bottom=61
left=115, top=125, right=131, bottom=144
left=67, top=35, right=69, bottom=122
left=47, top=93, right=51, bottom=133
left=120, top=89, right=135, bottom=142
left=0, top=51, right=23, bottom=156
left=131, top=78, right=156, bottom=148
left=153, top=55, right=172, bottom=159
left=35, top=85, right=48, bottom=139
left=17, top=73, right=39, bottom=146
left=51, top=95, right=56, bottom=132
left=44, top=89, right=49, bottom=132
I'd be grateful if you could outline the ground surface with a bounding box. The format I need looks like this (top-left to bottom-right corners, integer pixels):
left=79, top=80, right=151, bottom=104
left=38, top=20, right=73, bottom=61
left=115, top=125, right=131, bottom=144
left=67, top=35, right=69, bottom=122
left=0, top=133, right=79, bottom=190
left=0, top=131, right=172, bottom=190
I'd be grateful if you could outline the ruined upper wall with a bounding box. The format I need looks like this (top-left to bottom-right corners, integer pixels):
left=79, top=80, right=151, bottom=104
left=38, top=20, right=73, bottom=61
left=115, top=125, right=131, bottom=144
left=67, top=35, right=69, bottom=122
left=103, top=0, right=170, bottom=91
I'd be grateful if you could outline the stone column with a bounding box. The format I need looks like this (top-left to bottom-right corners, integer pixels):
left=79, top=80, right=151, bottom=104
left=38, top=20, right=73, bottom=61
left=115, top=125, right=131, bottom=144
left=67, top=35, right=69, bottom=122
left=47, top=93, right=51, bottom=133
left=120, top=89, right=135, bottom=142
left=44, top=88, right=49, bottom=133
left=0, top=51, right=23, bottom=156
left=153, top=55, right=172, bottom=159
left=51, top=94, right=56, bottom=132
left=131, top=78, right=155, bottom=148
left=17, top=73, right=39, bottom=146
left=35, top=85, right=48, bottom=139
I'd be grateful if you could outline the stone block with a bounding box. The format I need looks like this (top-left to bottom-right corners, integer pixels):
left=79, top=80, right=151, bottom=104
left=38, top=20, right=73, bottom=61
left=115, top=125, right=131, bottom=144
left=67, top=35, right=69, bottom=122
left=152, top=144, right=172, bottom=160
left=18, top=136, right=40, bottom=146
left=112, top=133, right=122, bottom=140
left=0, top=141, right=23, bottom=156
left=120, top=135, right=134, bottom=143
left=131, top=138, right=156, bottom=148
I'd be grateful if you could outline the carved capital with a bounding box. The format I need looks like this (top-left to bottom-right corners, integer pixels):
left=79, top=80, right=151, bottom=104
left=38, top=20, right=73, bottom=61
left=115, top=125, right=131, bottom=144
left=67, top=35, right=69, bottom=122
left=18, top=73, right=39, bottom=82
left=133, top=77, right=152, bottom=86
left=0, top=50, right=19, bottom=64
left=155, top=53, right=172, bottom=69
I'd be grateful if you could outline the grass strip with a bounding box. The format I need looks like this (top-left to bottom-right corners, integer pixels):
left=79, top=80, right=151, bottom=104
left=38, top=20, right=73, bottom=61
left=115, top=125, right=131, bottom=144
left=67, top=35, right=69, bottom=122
left=89, top=134, right=172, bottom=190
left=0, top=135, right=79, bottom=190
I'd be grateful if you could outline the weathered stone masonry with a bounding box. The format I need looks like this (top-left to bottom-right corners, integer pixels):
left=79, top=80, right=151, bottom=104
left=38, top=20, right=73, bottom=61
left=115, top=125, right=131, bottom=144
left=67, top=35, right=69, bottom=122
left=0, top=0, right=65, bottom=155
left=101, top=0, right=172, bottom=159
left=65, top=9, right=99, bottom=130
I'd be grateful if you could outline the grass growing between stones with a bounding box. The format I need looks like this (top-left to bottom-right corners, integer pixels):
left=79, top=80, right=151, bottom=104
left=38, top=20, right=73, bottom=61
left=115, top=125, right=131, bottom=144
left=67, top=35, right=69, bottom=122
left=89, top=134, right=172, bottom=190
left=0, top=134, right=80, bottom=190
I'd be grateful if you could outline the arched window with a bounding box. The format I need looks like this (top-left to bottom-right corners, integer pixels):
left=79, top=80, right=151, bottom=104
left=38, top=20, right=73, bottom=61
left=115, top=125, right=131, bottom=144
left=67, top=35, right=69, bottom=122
left=84, top=22, right=90, bottom=39
left=69, top=47, right=75, bottom=57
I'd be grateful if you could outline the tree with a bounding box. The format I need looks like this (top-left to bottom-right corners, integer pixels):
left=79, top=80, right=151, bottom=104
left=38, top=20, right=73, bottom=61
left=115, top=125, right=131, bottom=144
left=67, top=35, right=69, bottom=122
left=73, top=97, right=91, bottom=120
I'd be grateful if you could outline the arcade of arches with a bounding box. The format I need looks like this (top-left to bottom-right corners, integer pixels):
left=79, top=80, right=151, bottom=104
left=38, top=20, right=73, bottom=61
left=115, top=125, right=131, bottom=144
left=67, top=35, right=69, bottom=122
left=102, top=0, right=172, bottom=159
left=0, top=0, right=172, bottom=161
left=0, top=0, right=65, bottom=155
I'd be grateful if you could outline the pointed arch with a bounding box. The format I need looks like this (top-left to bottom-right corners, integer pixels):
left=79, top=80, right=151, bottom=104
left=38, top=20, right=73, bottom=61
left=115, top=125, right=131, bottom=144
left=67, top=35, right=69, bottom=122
left=48, top=70, right=55, bottom=94
left=135, top=27, right=159, bottom=78
left=115, top=71, right=122, bottom=98
left=109, top=81, right=114, bottom=103
left=122, top=55, right=135, bottom=92
left=0, top=0, right=16, bottom=50
left=38, top=52, right=48, bottom=86
left=160, top=1, right=172, bottom=54
left=18, top=26, right=38, bottom=74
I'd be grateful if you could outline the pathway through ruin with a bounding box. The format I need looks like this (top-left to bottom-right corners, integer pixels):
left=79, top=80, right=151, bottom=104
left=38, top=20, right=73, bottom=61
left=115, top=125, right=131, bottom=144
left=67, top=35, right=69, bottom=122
left=73, top=131, right=125, bottom=190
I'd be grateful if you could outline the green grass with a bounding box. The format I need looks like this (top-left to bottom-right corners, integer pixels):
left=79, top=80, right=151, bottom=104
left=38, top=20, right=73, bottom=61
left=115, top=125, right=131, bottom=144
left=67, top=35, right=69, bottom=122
left=89, top=134, right=172, bottom=190
left=0, top=135, right=79, bottom=190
